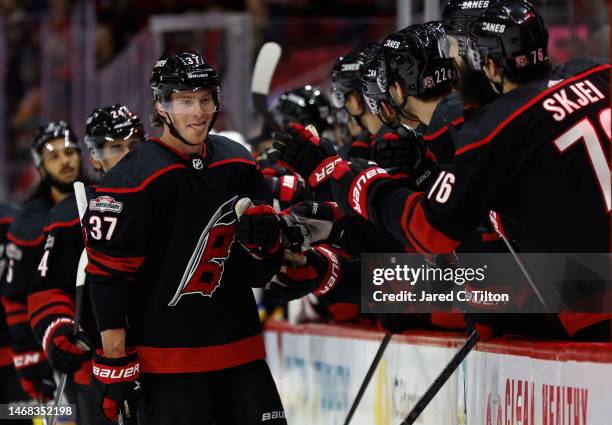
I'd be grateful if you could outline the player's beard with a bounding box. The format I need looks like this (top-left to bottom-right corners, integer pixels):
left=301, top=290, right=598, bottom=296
left=456, top=66, right=500, bottom=108
left=45, top=166, right=83, bottom=194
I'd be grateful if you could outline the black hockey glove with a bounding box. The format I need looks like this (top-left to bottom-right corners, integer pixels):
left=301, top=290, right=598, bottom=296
left=272, top=123, right=341, bottom=187
left=12, top=349, right=56, bottom=401
left=266, top=246, right=342, bottom=300
left=370, top=126, right=439, bottom=191
left=92, top=350, right=140, bottom=423
left=280, top=201, right=343, bottom=252
left=235, top=199, right=282, bottom=259
left=43, top=317, right=91, bottom=374
left=346, top=129, right=373, bottom=160
left=330, top=158, right=396, bottom=224
left=370, top=126, right=424, bottom=175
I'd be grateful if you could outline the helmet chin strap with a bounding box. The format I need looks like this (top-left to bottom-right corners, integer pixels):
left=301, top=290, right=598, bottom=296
left=161, top=113, right=202, bottom=147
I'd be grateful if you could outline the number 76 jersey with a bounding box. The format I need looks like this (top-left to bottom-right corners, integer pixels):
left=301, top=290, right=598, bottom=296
left=379, top=60, right=610, bottom=254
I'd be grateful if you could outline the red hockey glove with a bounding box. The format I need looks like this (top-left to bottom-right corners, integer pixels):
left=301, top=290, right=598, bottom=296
left=330, top=158, right=394, bottom=222
left=272, top=123, right=341, bottom=187
left=265, top=174, right=306, bottom=209
left=92, top=350, right=140, bottom=423
left=13, top=349, right=56, bottom=401
left=235, top=199, right=282, bottom=259
left=266, top=246, right=342, bottom=300
left=43, top=317, right=91, bottom=374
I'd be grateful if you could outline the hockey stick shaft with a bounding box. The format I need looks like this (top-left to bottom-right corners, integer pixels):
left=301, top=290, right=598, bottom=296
left=50, top=183, right=90, bottom=425
left=400, top=330, right=479, bottom=425
left=496, top=231, right=551, bottom=312
left=342, top=332, right=392, bottom=425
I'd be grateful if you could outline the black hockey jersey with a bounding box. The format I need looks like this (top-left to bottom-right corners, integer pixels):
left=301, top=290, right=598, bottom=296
left=85, top=137, right=278, bottom=373
left=2, top=193, right=54, bottom=352
left=422, top=92, right=465, bottom=165
left=0, top=202, right=17, bottom=366
left=28, top=187, right=99, bottom=347
left=377, top=61, right=610, bottom=254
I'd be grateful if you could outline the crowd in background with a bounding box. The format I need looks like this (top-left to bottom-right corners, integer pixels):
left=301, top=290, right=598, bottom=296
left=0, top=0, right=608, bottom=203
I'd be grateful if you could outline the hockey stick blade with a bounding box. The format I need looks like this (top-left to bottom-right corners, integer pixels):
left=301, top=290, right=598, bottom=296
left=252, top=42, right=281, bottom=116
left=400, top=330, right=479, bottom=425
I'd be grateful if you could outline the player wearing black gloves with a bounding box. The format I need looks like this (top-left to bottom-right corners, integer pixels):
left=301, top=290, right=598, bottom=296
left=27, top=105, right=145, bottom=425
left=84, top=52, right=286, bottom=424
left=331, top=0, right=611, bottom=341
left=2, top=121, right=85, bottom=404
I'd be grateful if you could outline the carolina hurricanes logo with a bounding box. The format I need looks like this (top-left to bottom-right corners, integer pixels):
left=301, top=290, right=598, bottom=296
left=168, top=196, right=238, bottom=306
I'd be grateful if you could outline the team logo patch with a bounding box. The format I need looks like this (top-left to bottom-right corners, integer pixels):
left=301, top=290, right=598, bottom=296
left=192, top=157, right=204, bottom=170
left=423, top=76, right=435, bottom=88
left=89, top=196, right=123, bottom=214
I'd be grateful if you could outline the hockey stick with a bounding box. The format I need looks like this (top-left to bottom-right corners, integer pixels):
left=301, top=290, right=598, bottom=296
left=50, top=184, right=91, bottom=425
left=251, top=42, right=282, bottom=128
left=490, top=220, right=551, bottom=311
left=342, top=332, right=392, bottom=425
left=400, top=330, right=479, bottom=425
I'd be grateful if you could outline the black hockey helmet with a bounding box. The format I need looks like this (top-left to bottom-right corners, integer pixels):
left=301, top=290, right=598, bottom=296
left=31, top=121, right=80, bottom=167
left=466, top=0, right=548, bottom=73
left=150, top=51, right=221, bottom=110
left=85, top=105, right=145, bottom=159
left=442, top=0, right=501, bottom=55
left=329, top=43, right=379, bottom=109
left=272, top=85, right=333, bottom=133
left=359, top=53, right=400, bottom=128
left=381, top=23, right=456, bottom=106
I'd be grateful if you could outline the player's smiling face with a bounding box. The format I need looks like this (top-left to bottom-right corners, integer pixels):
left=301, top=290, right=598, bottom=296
left=166, top=89, right=216, bottom=145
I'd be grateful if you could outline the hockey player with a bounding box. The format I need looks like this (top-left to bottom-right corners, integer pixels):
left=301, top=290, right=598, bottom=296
left=0, top=202, right=33, bottom=423
left=380, top=23, right=459, bottom=165
left=330, top=44, right=383, bottom=157
left=272, top=85, right=334, bottom=135
left=27, top=105, right=145, bottom=425
left=330, top=0, right=611, bottom=340
left=2, top=121, right=85, bottom=403
left=83, top=52, right=286, bottom=424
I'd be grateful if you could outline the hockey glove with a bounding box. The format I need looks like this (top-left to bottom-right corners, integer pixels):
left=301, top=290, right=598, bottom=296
left=371, top=126, right=439, bottom=191
left=330, top=158, right=395, bottom=223
left=266, top=246, right=342, bottom=300
left=272, top=123, right=341, bottom=187
left=281, top=201, right=343, bottom=252
left=346, top=129, right=373, bottom=160
left=265, top=174, right=306, bottom=209
left=92, top=350, right=140, bottom=423
left=43, top=317, right=92, bottom=374
left=12, top=349, right=56, bottom=401
left=235, top=198, right=282, bottom=259
left=370, top=126, right=424, bottom=176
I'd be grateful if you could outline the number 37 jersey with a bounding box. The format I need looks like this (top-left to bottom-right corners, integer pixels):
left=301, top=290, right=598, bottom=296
left=84, top=136, right=277, bottom=374
left=379, top=60, right=611, bottom=254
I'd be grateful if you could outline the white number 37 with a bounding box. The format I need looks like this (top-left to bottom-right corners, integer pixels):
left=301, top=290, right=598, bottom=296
left=89, top=216, right=117, bottom=240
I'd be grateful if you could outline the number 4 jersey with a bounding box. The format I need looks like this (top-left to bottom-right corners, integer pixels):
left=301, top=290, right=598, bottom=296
left=377, top=59, right=610, bottom=255
left=84, top=136, right=279, bottom=374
